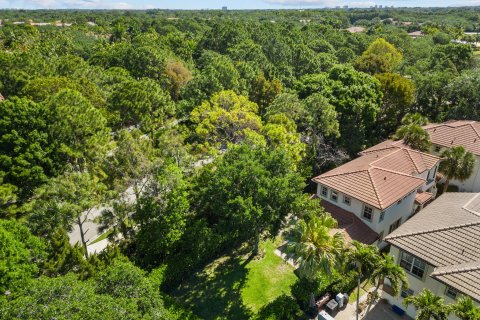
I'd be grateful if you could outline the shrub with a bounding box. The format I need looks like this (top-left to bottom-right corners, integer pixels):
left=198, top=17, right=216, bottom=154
left=255, top=294, right=303, bottom=320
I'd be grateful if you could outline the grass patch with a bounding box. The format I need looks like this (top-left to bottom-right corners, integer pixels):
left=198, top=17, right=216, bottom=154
left=89, top=229, right=112, bottom=245
left=173, top=238, right=297, bottom=320
left=242, top=240, right=297, bottom=312
left=349, top=278, right=374, bottom=303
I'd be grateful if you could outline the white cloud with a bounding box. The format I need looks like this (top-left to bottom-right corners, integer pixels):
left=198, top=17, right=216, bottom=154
left=111, top=1, right=132, bottom=9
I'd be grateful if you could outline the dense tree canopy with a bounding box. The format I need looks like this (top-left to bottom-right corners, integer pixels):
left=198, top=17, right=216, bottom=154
left=1, top=7, right=480, bottom=319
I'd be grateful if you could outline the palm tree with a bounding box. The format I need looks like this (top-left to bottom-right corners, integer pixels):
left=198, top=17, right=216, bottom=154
left=347, top=241, right=380, bottom=320
left=288, top=213, right=345, bottom=279
left=394, top=123, right=431, bottom=152
left=403, top=289, right=451, bottom=320
left=452, top=296, right=480, bottom=320
left=364, top=254, right=408, bottom=315
left=439, top=146, right=476, bottom=193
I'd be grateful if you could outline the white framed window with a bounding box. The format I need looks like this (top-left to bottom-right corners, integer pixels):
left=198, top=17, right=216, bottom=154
left=401, top=288, right=414, bottom=298
left=445, top=286, right=458, bottom=299
left=389, top=218, right=401, bottom=233
left=363, top=205, right=373, bottom=221
left=400, top=251, right=426, bottom=279
left=379, top=211, right=385, bottom=222
left=330, top=190, right=338, bottom=202
left=321, top=186, right=328, bottom=197
left=343, top=196, right=351, bottom=206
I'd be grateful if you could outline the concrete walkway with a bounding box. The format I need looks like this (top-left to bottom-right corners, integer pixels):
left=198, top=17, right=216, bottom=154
left=334, top=290, right=413, bottom=320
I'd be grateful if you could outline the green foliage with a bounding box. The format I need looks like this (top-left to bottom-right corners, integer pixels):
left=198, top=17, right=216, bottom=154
left=193, top=143, right=304, bottom=255
left=355, top=38, right=403, bottom=74
left=327, top=65, right=383, bottom=154
left=452, top=296, right=480, bottom=320
left=46, top=89, right=110, bottom=170
left=288, top=214, right=344, bottom=279
left=255, top=294, right=303, bottom=320
left=439, top=146, right=476, bottom=192
left=445, top=69, right=480, bottom=121
left=133, top=163, right=189, bottom=268
left=20, top=76, right=104, bottom=108
left=394, top=123, right=431, bottom=152
left=304, top=93, right=340, bottom=138
left=0, top=219, right=46, bottom=296
left=0, top=97, right=54, bottom=203
left=107, top=78, right=174, bottom=132
left=2, top=261, right=192, bottom=320
left=375, top=73, right=416, bottom=135
left=403, top=288, right=451, bottom=320
left=190, top=90, right=262, bottom=153
left=27, top=171, right=108, bottom=239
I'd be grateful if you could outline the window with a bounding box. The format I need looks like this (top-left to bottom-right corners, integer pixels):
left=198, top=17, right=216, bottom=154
left=401, top=288, right=414, bottom=298
left=330, top=190, right=338, bottom=202
left=363, top=205, right=373, bottom=221
left=379, top=211, right=385, bottom=222
left=321, top=186, right=328, bottom=197
left=343, top=196, right=351, bottom=206
left=435, top=146, right=441, bottom=153
left=389, top=218, right=401, bottom=233
left=400, top=251, right=426, bottom=279
left=445, top=286, right=458, bottom=299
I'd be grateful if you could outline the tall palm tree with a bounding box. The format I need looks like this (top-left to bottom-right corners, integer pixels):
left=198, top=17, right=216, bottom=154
left=439, top=146, right=476, bottom=193
left=452, top=296, right=480, bottom=320
left=364, top=254, right=408, bottom=315
left=403, top=289, right=451, bottom=320
left=288, top=213, right=345, bottom=279
left=347, top=241, right=380, bottom=320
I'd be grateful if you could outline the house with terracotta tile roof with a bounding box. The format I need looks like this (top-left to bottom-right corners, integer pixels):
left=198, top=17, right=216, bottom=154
left=424, top=120, right=480, bottom=192
left=382, top=192, right=480, bottom=318
left=313, top=143, right=440, bottom=246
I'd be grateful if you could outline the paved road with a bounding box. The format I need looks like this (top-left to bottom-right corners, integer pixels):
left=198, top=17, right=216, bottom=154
left=67, top=186, right=137, bottom=253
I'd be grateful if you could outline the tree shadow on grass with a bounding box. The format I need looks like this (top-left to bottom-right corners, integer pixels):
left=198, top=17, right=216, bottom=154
left=174, top=248, right=253, bottom=320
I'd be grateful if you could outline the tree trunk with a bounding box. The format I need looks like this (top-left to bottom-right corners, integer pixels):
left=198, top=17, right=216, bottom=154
left=356, top=275, right=361, bottom=320
left=77, top=214, right=89, bottom=258
left=364, top=280, right=382, bottom=317
left=443, top=179, right=450, bottom=194
left=253, top=227, right=260, bottom=257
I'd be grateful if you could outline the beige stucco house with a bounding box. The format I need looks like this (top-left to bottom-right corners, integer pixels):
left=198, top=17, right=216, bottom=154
left=383, top=192, right=480, bottom=319
left=312, top=142, right=440, bottom=247
left=424, top=120, right=480, bottom=192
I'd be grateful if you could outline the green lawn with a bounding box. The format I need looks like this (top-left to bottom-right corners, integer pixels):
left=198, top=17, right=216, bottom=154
left=349, top=278, right=374, bottom=303
left=173, top=238, right=297, bottom=320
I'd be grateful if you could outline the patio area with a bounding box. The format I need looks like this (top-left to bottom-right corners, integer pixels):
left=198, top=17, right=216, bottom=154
left=327, top=291, right=413, bottom=320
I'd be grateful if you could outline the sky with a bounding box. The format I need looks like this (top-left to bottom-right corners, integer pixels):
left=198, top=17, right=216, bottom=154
left=1, top=0, right=480, bottom=10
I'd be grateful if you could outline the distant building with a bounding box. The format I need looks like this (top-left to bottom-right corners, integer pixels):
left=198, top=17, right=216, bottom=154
left=222, top=6, right=227, bottom=11
left=408, top=31, right=424, bottom=38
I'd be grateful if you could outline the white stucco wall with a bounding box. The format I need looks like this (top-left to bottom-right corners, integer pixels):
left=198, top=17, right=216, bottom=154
left=382, top=246, right=479, bottom=320
left=430, top=145, right=480, bottom=192
left=316, top=184, right=418, bottom=244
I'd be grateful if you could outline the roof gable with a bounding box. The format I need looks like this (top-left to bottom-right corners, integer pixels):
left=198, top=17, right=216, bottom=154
left=313, top=142, right=439, bottom=210
left=385, top=193, right=480, bottom=301
left=426, top=120, right=480, bottom=156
